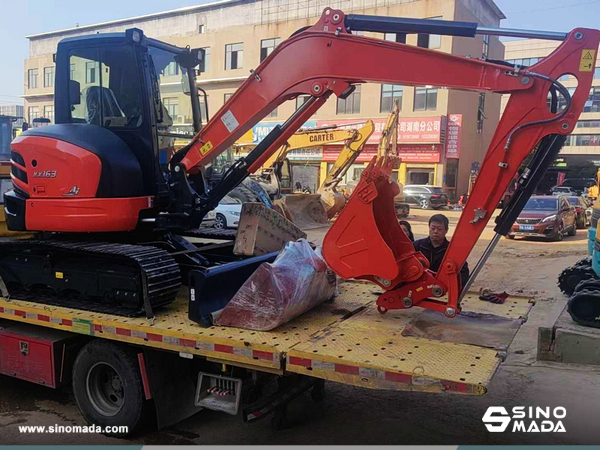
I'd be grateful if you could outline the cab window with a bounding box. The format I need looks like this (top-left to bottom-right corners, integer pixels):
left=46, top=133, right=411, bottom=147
left=69, top=45, right=144, bottom=128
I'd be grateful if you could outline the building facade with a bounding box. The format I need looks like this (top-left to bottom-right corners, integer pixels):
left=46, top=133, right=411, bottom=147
left=24, top=0, right=505, bottom=199
left=502, top=38, right=600, bottom=190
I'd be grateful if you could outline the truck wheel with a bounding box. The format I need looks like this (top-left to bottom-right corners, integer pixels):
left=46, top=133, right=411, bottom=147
left=72, top=340, right=150, bottom=436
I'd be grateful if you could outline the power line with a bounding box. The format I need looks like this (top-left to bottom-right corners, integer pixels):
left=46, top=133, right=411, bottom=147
left=505, top=0, right=600, bottom=15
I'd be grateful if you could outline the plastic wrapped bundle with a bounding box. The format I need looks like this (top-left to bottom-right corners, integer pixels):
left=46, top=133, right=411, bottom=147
left=214, top=239, right=336, bottom=330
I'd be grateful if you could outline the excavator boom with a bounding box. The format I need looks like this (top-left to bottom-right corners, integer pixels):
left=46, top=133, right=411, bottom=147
left=168, top=8, right=599, bottom=318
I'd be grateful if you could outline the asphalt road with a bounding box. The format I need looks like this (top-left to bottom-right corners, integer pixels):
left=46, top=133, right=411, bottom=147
left=2, top=209, right=600, bottom=445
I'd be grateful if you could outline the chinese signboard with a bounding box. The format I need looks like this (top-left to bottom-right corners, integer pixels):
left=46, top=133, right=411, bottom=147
left=398, top=144, right=441, bottom=163
left=322, top=145, right=377, bottom=163
left=316, top=116, right=444, bottom=144
left=398, top=118, right=444, bottom=143
left=287, top=148, right=323, bottom=160
left=445, top=114, right=462, bottom=159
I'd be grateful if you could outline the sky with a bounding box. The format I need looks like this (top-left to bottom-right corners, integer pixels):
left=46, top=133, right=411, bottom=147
left=1, top=0, right=600, bottom=105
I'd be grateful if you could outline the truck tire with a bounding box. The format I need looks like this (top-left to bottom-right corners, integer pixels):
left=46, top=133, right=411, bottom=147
left=72, top=340, right=150, bottom=436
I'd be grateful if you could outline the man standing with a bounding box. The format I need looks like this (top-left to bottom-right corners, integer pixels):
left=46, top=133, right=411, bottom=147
left=413, top=214, right=470, bottom=289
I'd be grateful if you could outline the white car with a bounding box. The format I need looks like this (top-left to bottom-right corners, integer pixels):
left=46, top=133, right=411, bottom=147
left=214, top=195, right=243, bottom=229
left=201, top=209, right=217, bottom=228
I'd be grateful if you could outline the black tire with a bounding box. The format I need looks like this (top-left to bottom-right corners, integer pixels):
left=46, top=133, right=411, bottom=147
left=574, top=278, right=600, bottom=294
left=568, top=224, right=577, bottom=236
left=271, top=406, right=288, bottom=431
left=553, top=224, right=564, bottom=242
left=229, top=185, right=258, bottom=203
left=505, top=235, right=515, bottom=240
left=214, top=213, right=227, bottom=229
left=72, top=340, right=150, bottom=436
left=419, top=198, right=431, bottom=210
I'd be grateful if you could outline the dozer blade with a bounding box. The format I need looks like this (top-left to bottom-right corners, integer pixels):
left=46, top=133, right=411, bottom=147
left=275, top=194, right=329, bottom=230
left=322, top=156, right=415, bottom=284
left=319, top=188, right=347, bottom=219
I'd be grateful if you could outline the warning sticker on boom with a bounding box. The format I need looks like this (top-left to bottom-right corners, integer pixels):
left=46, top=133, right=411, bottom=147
left=221, top=110, right=240, bottom=133
left=580, top=49, right=596, bottom=72
left=199, top=141, right=213, bottom=156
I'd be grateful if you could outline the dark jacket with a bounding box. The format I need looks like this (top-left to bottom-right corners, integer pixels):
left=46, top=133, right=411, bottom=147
left=413, top=237, right=470, bottom=289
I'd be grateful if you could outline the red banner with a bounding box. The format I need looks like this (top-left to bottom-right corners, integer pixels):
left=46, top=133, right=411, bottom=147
left=398, top=144, right=441, bottom=163
left=446, top=114, right=462, bottom=159
left=317, top=116, right=444, bottom=144
left=322, top=144, right=440, bottom=163
left=322, top=145, right=378, bottom=162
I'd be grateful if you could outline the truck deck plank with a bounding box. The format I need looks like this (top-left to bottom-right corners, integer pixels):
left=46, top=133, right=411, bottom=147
left=0, top=281, right=533, bottom=394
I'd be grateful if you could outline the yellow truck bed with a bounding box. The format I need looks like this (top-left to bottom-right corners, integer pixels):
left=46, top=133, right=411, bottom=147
left=0, top=281, right=533, bottom=395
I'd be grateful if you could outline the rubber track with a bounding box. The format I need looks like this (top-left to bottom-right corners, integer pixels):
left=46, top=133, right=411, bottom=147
left=0, top=239, right=181, bottom=317
left=181, top=228, right=237, bottom=240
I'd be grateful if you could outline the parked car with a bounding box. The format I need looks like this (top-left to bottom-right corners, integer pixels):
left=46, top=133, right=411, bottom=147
left=561, top=178, right=595, bottom=195
left=201, top=209, right=216, bottom=228
left=214, top=195, right=242, bottom=229
left=566, top=195, right=591, bottom=229
left=402, top=185, right=448, bottom=210
left=550, top=186, right=577, bottom=196
left=508, top=195, right=576, bottom=241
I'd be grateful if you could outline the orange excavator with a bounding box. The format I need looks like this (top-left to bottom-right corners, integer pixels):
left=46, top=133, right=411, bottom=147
left=2, top=9, right=597, bottom=322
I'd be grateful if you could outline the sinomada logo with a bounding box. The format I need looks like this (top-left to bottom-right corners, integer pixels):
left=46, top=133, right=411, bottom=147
left=482, top=406, right=566, bottom=433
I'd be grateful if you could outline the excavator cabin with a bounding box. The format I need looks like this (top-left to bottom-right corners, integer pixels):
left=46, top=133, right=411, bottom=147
left=6, top=29, right=205, bottom=233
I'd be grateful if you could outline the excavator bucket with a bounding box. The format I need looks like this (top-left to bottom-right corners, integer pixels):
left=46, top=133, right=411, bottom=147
left=322, top=156, right=414, bottom=283
left=274, top=194, right=329, bottom=230
left=319, top=188, right=346, bottom=219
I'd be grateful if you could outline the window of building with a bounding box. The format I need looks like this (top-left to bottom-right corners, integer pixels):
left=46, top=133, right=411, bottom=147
left=585, top=87, right=600, bottom=113
left=337, top=85, right=361, bottom=114
left=267, top=107, right=278, bottom=118
left=224, top=93, right=233, bottom=103
left=417, top=17, right=442, bottom=49
left=28, top=106, right=39, bottom=122
left=558, top=74, right=570, bottom=81
left=260, top=38, right=281, bottom=62
left=380, top=84, right=403, bottom=113
left=43, top=67, right=55, bottom=88
left=85, top=61, right=98, bottom=84
left=198, top=47, right=210, bottom=73
left=296, top=95, right=311, bottom=110
left=507, top=57, right=541, bottom=67
left=353, top=167, right=365, bottom=180
left=577, top=120, right=600, bottom=128
left=414, top=87, right=437, bottom=111
left=44, top=105, right=54, bottom=123
left=28, top=69, right=38, bottom=89
left=70, top=64, right=75, bottom=80
left=198, top=24, right=205, bottom=34
left=199, top=97, right=207, bottom=123
left=384, top=32, right=407, bottom=43
left=225, top=43, right=243, bottom=70
left=477, top=93, right=486, bottom=134
left=564, top=134, right=600, bottom=146
left=164, top=97, right=179, bottom=121
left=595, top=67, right=600, bottom=79
left=163, top=61, right=179, bottom=76
left=482, top=34, right=490, bottom=59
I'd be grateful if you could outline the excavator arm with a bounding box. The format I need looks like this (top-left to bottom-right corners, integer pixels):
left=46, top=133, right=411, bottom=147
left=320, top=120, right=375, bottom=188
left=167, top=7, right=599, bottom=318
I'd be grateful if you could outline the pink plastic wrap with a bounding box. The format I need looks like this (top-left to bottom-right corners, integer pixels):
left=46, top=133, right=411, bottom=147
left=214, top=239, right=336, bottom=331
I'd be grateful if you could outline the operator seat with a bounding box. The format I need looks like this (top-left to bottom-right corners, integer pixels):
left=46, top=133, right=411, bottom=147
left=84, top=86, right=125, bottom=126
